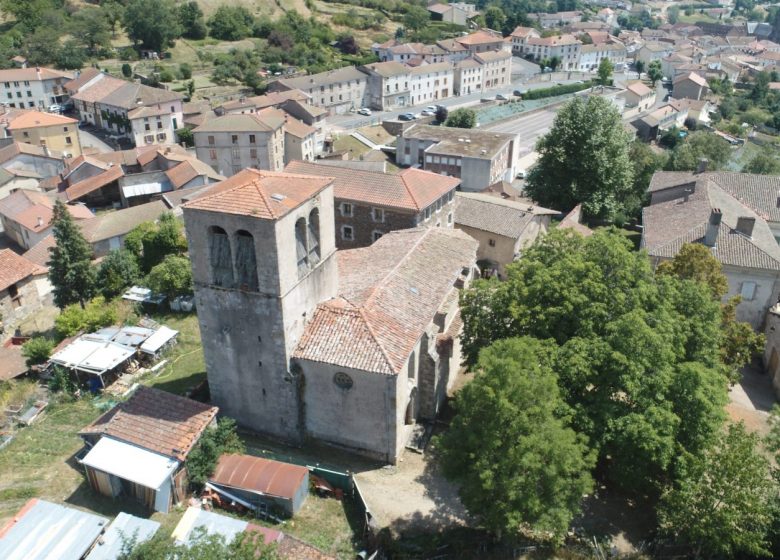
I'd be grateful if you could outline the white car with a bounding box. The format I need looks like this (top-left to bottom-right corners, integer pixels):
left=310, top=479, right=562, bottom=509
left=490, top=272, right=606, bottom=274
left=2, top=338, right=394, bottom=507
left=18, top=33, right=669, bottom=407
left=357, top=108, right=372, bottom=116
left=424, top=105, right=437, bottom=112
left=420, top=109, right=435, bottom=116
left=48, top=104, right=62, bottom=114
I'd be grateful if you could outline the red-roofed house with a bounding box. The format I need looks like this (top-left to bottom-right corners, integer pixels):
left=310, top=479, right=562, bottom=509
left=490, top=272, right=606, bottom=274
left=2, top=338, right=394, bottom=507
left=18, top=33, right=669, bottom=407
left=0, top=189, right=93, bottom=249
left=0, top=108, right=82, bottom=157
left=673, top=71, right=709, bottom=100
left=0, top=249, right=49, bottom=339
left=284, top=160, right=459, bottom=248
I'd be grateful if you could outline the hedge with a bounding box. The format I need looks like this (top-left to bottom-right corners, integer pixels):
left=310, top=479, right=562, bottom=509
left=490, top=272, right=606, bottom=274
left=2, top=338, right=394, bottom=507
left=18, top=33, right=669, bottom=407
left=521, top=80, right=595, bottom=100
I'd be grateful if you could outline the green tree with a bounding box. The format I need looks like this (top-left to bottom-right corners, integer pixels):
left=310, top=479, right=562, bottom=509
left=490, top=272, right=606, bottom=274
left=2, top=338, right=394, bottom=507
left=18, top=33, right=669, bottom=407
left=459, top=230, right=729, bottom=493
left=145, top=255, right=193, bottom=299
left=657, top=243, right=728, bottom=299
left=121, top=63, right=132, bottom=78
left=102, top=0, right=125, bottom=38
left=403, top=5, right=429, bottom=31
left=484, top=6, right=507, bottom=32
left=208, top=5, right=254, bottom=41
left=177, top=127, right=194, bottom=147
left=96, top=249, right=141, bottom=300
left=525, top=96, right=634, bottom=220
left=21, top=337, right=54, bottom=367
left=177, top=1, right=207, bottom=40
left=123, top=0, right=181, bottom=53
left=128, top=213, right=187, bottom=273
left=120, top=527, right=278, bottom=560
left=647, top=60, right=663, bottom=87
left=70, top=7, right=112, bottom=55
left=437, top=337, right=594, bottom=540
left=435, top=105, right=448, bottom=123
left=629, top=140, right=667, bottom=211
left=597, top=57, right=613, bottom=85
left=186, top=79, right=195, bottom=99
left=667, top=5, right=680, bottom=24
left=666, top=131, right=732, bottom=171
left=659, top=423, right=774, bottom=558
left=55, top=297, right=119, bottom=338
left=0, top=0, right=58, bottom=31
left=49, top=201, right=96, bottom=309
left=744, top=151, right=780, bottom=175
left=635, top=59, right=645, bottom=74
left=55, top=40, right=88, bottom=70
left=444, top=108, right=477, bottom=128
left=186, top=418, right=245, bottom=488
left=179, top=63, right=192, bottom=80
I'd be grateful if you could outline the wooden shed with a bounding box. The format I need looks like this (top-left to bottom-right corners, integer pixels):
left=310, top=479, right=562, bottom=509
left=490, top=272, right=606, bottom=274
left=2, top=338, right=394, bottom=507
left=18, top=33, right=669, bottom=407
left=208, top=454, right=309, bottom=517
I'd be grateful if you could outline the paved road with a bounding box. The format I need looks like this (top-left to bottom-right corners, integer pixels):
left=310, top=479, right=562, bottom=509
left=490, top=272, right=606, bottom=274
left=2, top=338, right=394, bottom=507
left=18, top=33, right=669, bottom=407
left=486, top=108, right=557, bottom=151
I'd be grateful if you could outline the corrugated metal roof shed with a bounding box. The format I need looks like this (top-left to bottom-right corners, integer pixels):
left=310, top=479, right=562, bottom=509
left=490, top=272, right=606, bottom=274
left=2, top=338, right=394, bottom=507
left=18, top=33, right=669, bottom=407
left=210, top=454, right=308, bottom=500
left=85, top=512, right=160, bottom=560
left=0, top=499, right=108, bottom=560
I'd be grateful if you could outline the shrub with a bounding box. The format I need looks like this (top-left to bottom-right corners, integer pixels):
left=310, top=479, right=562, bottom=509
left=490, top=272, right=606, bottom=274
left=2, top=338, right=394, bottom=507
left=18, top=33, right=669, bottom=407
left=145, top=255, right=193, bottom=299
left=521, top=81, right=594, bottom=100
left=55, top=297, right=119, bottom=338
left=179, top=62, right=192, bottom=80
left=445, top=108, right=477, bottom=128
left=158, top=68, right=176, bottom=82
left=21, top=337, right=54, bottom=367
left=97, top=249, right=141, bottom=300
left=121, top=63, right=133, bottom=78
left=48, top=365, right=77, bottom=395
left=186, top=418, right=245, bottom=488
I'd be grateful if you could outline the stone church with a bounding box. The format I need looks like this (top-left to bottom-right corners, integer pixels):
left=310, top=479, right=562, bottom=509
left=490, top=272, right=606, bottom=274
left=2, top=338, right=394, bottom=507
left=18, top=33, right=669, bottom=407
left=182, top=168, right=477, bottom=463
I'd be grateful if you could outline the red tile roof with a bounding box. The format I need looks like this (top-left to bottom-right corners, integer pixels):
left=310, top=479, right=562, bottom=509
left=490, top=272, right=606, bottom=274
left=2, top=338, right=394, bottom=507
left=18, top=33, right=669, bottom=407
left=5, top=111, right=78, bottom=130
left=284, top=161, right=459, bottom=212
left=64, top=165, right=124, bottom=202
left=64, top=67, right=102, bottom=94
left=0, top=67, right=72, bottom=82
left=183, top=169, right=333, bottom=219
left=80, top=386, right=218, bottom=461
left=0, top=249, right=46, bottom=292
left=294, top=228, right=477, bottom=375
left=456, top=30, right=504, bottom=46
left=0, top=189, right=92, bottom=232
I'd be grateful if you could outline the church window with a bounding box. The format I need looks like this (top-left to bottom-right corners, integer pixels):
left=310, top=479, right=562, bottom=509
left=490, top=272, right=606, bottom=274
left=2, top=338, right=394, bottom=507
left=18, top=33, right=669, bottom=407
left=308, top=209, right=320, bottom=265
left=234, top=230, right=259, bottom=291
left=333, top=372, right=353, bottom=390
left=295, top=217, right=309, bottom=276
left=208, top=226, right=234, bottom=288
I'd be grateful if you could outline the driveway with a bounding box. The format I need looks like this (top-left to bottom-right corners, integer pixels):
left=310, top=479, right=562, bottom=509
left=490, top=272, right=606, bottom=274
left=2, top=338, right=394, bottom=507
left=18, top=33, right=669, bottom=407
left=727, top=365, right=776, bottom=436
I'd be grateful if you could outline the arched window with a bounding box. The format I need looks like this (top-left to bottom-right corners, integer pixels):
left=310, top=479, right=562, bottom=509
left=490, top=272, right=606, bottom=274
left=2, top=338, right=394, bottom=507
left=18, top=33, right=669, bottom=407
left=407, top=351, right=416, bottom=380
left=307, top=209, right=320, bottom=265
left=234, top=230, right=258, bottom=292
left=208, top=226, right=234, bottom=288
left=295, top=217, right=309, bottom=276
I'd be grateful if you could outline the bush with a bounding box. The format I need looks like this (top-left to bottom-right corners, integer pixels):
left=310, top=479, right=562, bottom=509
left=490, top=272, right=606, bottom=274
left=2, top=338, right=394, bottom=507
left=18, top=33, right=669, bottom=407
left=179, top=63, right=192, bottom=80
left=445, top=108, right=477, bottom=128
left=121, top=63, right=133, bottom=78
left=145, top=255, right=193, bottom=299
left=97, top=249, right=141, bottom=300
left=521, top=81, right=594, bottom=100
left=48, top=365, right=77, bottom=395
left=158, top=68, right=176, bottom=82
left=21, top=337, right=55, bottom=367
left=176, top=127, right=194, bottom=147
left=55, top=297, right=119, bottom=338
left=208, top=5, right=254, bottom=41
left=186, top=418, right=245, bottom=488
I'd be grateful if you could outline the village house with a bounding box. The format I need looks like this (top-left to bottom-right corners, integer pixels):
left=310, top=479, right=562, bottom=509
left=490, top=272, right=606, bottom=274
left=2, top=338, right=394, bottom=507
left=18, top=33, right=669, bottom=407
left=216, top=89, right=310, bottom=116
left=475, top=50, right=512, bottom=90
left=182, top=170, right=478, bottom=463
left=396, top=124, right=520, bottom=191
left=623, top=81, right=657, bottom=111
left=636, top=42, right=677, bottom=64
left=372, top=41, right=447, bottom=64
left=0, top=109, right=82, bottom=157
left=577, top=42, right=628, bottom=71
left=523, top=35, right=583, bottom=70
left=0, top=67, right=72, bottom=110
left=361, top=61, right=412, bottom=111
left=79, top=386, right=218, bottom=513
left=0, top=142, right=65, bottom=191
left=408, top=63, right=454, bottom=105
left=642, top=168, right=780, bottom=328
left=668, top=97, right=713, bottom=127
left=427, top=2, right=478, bottom=26
left=0, top=188, right=93, bottom=250
left=282, top=117, right=317, bottom=164
left=509, top=26, right=541, bottom=56
left=436, top=38, right=471, bottom=62
left=630, top=103, right=689, bottom=141
left=285, top=160, right=459, bottom=247
left=454, top=29, right=508, bottom=54
left=0, top=249, right=49, bottom=340
left=530, top=10, right=583, bottom=29
left=193, top=111, right=285, bottom=176
left=454, top=192, right=557, bottom=280
left=70, top=73, right=184, bottom=147
left=268, top=67, right=369, bottom=115
left=453, top=58, right=483, bottom=95
left=673, top=71, right=710, bottom=100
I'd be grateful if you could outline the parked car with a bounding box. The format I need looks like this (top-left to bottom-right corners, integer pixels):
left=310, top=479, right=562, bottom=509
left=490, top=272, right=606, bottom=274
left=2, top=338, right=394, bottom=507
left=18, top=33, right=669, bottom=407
left=48, top=104, right=62, bottom=114
left=425, top=105, right=437, bottom=112
left=496, top=93, right=509, bottom=101
left=420, top=109, right=435, bottom=116
left=513, top=89, right=524, bottom=97
left=357, top=107, right=372, bottom=116
left=398, top=113, right=416, bottom=121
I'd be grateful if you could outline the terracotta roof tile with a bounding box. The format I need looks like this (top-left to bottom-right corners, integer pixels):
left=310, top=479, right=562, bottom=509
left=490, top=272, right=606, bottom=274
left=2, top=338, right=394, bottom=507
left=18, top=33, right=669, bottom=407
left=64, top=68, right=102, bottom=94
left=284, top=161, right=458, bottom=212
left=64, top=165, right=124, bottom=202
left=183, top=169, right=332, bottom=219
left=22, top=235, right=55, bottom=268
left=5, top=111, right=77, bottom=130
left=80, top=386, right=218, bottom=461
left=455, top=192, right=551, bottom=238
left=0, top=189, right=92, bottom=232
left=283, top=117, right=315, bottom=139
left=456, top=30, right=504, bottom=46
left=294, top=228, right=477, bottom=374
left=71, top=75, right=126, bottom=104
left=0, top=141, right=63, bottom=164
left=0, top=67, right=72, bottom=82
left=0, top=249, right=45, bottom=291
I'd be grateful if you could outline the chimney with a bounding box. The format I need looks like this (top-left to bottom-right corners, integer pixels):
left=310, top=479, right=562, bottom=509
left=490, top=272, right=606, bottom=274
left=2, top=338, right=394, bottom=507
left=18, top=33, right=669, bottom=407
left=736, top=216, right=756, bottom=238
left=696, top=158, right=709, bottom=174
left=704, top=208, right=721, bottom=247
left=37, top=216, right=43, bottom=228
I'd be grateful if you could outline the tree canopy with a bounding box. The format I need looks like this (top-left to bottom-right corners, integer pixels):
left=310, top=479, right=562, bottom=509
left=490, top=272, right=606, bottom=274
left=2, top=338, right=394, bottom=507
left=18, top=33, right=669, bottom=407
left=444, top=108, right=477, bottom=128
left=436, top=337, right=594, bottom=540
left=524, top=96, right=635, bottom=221
left=96, top=249, right=141, bottom=300
left=666, top=131, right=732, bottom=171
left=123, top=0, right=181, bottom=53
left=48, top=201, right=96, bottom=309
left=458, top=229, right=731, bottom=495
left=119, top=526, right=278, bottom=559
left=145, top=255, right=193, bottom=299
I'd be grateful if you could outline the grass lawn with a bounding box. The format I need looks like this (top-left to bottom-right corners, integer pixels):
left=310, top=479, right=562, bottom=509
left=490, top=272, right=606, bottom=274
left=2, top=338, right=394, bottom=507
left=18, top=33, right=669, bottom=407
left=143, top=312, right=206, bottom=397
left=333, top=134, right=372, bottom=158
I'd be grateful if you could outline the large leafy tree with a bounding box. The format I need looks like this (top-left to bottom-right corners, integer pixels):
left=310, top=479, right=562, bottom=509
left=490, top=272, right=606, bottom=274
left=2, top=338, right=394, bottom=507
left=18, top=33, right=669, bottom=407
left=659, top=423, right=774, bottom=558
left=524, top=96, right=634, bottom=221
left=666, top=131, right=732, bottom=171
left=436, top=337, right=595, bottom=540
left=597, top=57, right=613, bottom=85
left=123, top=0, right=181, bottom=53
left=96, top=249, right=141, bottom=300
left=177, top=1, right=207, bottom=40
left=48, top=201, right=96, bottom=309
left=444, top=108, right=477, bottom=129
left=70, top=7, right=112, bottom=55
left=119, top=526, right=277, bottom=559
left=145, top=255, right=193, bottom=299
left=459, top=230, right=730, bottom=494
left=207, top=5, right=254, bottom=41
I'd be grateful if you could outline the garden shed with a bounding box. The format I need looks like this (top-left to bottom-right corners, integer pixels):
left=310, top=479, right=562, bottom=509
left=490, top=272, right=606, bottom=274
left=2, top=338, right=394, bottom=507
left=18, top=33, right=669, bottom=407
left=79, top=386, right=218, bottom=513
left=207, top=453, right=309, bottom=517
